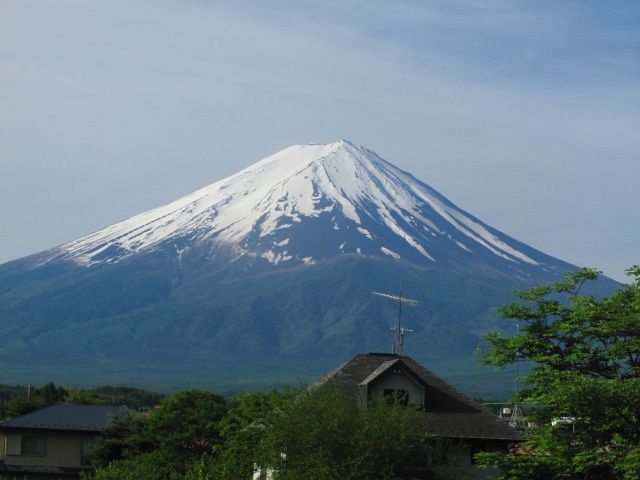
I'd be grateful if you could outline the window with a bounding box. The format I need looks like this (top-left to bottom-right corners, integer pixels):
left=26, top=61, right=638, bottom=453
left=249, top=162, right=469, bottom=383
left=383, top=388, right=409, bottom=406
left=21, top=436, right=47, bottom=456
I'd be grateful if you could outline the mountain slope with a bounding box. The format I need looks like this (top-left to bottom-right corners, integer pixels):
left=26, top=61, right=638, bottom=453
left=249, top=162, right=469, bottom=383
left=0, top=140, right=616, bottom=395
left=45, top=140, right=557, bottom=273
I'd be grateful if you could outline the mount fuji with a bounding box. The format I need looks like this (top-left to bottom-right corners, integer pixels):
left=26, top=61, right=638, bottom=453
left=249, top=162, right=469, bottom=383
left=0, top=141, right=615, bottom=395
left=47, top=140, right=552, bottom=271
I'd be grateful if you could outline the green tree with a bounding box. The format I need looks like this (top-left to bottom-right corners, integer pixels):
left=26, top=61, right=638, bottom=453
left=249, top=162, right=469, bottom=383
left=477, top=266, right=640, bottom=480
left=89, top=450, right=179, bottom=480
left=41, top=382, right=67, bottom=404
left=213, top=390, right=291, bottom=479
left=90, top=389, right=228, bottom=480
left=92, top=414, right=152, bottom=468
left=65, top=387, right=109, bottom=405
left=258, top=385, right=440, bottom=480
left=145, top=389, right=227, bottom=462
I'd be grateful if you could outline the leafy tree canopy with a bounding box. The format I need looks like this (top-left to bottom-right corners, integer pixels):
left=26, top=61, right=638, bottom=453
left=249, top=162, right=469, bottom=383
left=90, top=389, right=228, bottom=480
left=90, top=385, right=448, bottom=480
left=478, top=266, right=640, bottom=480
left=257, top=385, right=442, bottom=480
left=213, top=390, right=292, bottom=479
left=146, top=389, right=227, bottom=461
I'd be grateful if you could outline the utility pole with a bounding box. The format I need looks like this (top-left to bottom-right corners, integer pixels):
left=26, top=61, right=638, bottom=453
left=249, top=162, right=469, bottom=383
left=509, top=321, right=525, bottom=429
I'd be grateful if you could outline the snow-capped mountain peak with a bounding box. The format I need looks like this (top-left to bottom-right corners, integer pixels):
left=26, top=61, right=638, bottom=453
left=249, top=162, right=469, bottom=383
left=52, top=140, right=544, bottom=270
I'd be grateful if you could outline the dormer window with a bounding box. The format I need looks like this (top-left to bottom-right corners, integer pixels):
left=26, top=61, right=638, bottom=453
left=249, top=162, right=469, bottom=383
left=359, top=359, right=427, bottom=408
left=383, top=388, right=409, bottom=406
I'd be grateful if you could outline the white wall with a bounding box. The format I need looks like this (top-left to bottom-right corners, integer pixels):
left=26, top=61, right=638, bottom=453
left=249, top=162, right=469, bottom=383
left=368, top=370, right=425, bottom=406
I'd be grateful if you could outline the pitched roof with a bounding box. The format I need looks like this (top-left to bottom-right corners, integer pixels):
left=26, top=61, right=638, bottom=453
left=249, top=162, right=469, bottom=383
left=319, top=353, right=523, bottom=442
left=360, top=359, right=400, bottom=385
left=0, top=403, right=128, bottom=432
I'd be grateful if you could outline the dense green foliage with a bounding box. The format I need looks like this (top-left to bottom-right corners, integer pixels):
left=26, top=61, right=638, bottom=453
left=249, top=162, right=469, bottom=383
left=88, top=385, right=443, bottom=480
left=478, top=266, right=640, bottom=479
left=257, top=385, right=440, bottom=480
left=213, top=390, right=291, bottom=479
left=91, top=389, right=227, bottom=479
left=92, top=414, right=152, bottom=468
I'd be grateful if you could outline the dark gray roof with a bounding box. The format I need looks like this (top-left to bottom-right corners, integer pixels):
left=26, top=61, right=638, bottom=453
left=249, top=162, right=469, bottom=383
left=319, top=353, right=523, bottom=442
left=0, top=403, right=128, bottom=432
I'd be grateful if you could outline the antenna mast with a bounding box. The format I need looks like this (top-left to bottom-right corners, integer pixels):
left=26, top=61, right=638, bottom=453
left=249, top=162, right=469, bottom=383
left=372, top=286, right=421, bottom=355
left=509, top=321, right=525, bottom=429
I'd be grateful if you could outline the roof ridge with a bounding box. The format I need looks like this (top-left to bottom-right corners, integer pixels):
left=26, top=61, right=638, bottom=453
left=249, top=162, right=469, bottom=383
left=401, top=357, right=481, bottom=405
left=0, top=403, right=128, bottom=432
left=312, top=355, right=357, bottom=388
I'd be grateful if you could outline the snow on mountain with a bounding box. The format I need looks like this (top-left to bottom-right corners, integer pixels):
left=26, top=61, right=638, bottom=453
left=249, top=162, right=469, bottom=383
left=49, top=140, right=542, bottom=269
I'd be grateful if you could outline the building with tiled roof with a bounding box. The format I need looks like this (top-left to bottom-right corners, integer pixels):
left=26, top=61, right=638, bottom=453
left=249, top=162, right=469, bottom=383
left=317, top=353, right=523, bottom=479
left=0, top=403, right=127, bottom=478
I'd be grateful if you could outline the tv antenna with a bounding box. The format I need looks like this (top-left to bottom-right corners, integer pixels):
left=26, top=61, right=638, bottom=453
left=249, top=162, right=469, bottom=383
left=372, top=285, right=422, bottom=355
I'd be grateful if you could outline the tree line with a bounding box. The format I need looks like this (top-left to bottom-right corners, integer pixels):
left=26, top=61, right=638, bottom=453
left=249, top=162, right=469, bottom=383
left=0, top=383, right=165, bottom=419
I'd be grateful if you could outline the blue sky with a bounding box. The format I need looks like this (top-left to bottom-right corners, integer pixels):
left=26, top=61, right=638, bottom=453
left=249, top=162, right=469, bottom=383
left=1, top=0, right=638, bottom=281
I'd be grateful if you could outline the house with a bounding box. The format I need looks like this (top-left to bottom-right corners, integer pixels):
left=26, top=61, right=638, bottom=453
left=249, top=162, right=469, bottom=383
left=317, top=353, right=523, bottom=479
left=0, top=403, right=127, bottom=479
